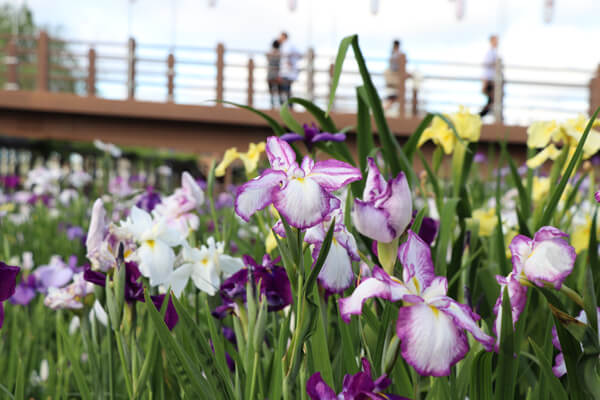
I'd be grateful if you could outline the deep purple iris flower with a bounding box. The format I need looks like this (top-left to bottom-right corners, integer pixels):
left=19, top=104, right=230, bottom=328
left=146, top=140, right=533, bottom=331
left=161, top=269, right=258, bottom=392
left=0, top=261, right=20, bottom=329
left=84, top=262, right=178, bottom=330
left=1, top=175, right=20, bottom=189
left=410, top=211, right=439, bottom=246
left=136, top=186, right=162, bottom=212
left=306, top=358, right=408, bottom=400
left=280, top=123, right=346, bottom=152
left=212, top=255, right=292, bottom=319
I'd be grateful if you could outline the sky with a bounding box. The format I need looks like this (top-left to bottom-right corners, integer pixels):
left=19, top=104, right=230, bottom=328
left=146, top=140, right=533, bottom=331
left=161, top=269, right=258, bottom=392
left=10, top=0, right=600, bottom=123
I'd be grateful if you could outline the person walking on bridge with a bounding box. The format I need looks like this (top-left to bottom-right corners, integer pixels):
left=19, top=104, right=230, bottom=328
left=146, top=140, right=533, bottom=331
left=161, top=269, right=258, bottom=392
left=267, top=39, right=282, bottom=109
left=479, top=34, right=499, bottom=117
left=278, top=31, right=301, bottom=108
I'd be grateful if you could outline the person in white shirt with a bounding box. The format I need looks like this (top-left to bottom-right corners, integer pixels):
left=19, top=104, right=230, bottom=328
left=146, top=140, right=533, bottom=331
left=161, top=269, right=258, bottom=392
left=278, top=31, right=301, bottom=107
left=480, top=35, right=498, bottom=117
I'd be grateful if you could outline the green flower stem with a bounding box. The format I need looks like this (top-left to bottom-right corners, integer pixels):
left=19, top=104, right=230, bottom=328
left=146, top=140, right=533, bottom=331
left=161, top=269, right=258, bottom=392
left=248, top=351, right=260, bottom=400
left=559, top=283, right=585, bottom=308
left=115, top=332, right=134, bottom=399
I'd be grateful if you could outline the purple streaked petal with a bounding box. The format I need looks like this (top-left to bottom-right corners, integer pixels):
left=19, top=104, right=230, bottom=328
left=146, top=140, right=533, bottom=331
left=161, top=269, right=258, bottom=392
left=421, top=276, right=448, bottom=300
left=272, top=177, right=332, bottom=229
left=440, top=299, right=495, bottom=351
left=306, top=372, right=337, bottom=400
left=551, top=326, right=561, bottom=351
left=399, top=230, right=435, bottom=291
left=533, top=226, right=569, bottom=242
left=552, top=353, right=567, bottom=378
left=396, top=303, right=469, bottom=377
left=380, top=172, right=413, bottom=238
left=316, top=240, right=355, bottom=293
left=266, top=136, right=297, bottom=171
left=311, top=132, right=346, bottom=143
left=304, top=224, right=326, bottom=246
left=234, top=169, right=285, bottom=222
left=339, top=267, right=407, bottom=323
left=493, top=273, right=528, bottom=347
left=308, top=159, right=362, bottom=192
left=339, top=277, right=392, bottom=323
left=352, top=200, right=396, bottom=243
left=363, top=158, right=387, bottom=202
left=300, top=156, right=315, bottom=175
left=272, top=220, right=286, bottom=238
left=596, top=191, right=600, bottom=203
left=335, top=229, right=360, bottom=262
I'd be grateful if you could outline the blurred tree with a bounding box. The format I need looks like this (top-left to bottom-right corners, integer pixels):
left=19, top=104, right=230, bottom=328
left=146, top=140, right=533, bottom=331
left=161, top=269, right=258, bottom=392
left=0, top=4, right=82, bottom=94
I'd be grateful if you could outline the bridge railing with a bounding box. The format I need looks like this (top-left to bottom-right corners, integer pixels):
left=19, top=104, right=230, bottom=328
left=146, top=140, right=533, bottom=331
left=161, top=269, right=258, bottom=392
left=1, top=31, right=599, bottom=125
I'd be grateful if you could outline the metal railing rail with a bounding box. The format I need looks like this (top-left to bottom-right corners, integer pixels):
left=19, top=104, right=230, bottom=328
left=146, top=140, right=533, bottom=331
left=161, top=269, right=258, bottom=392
left=1, top=31, right=599, bottom=125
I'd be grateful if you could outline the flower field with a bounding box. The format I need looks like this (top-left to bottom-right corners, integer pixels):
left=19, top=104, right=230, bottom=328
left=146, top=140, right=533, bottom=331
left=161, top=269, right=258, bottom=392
left=1, top=35, right=600, bottom=399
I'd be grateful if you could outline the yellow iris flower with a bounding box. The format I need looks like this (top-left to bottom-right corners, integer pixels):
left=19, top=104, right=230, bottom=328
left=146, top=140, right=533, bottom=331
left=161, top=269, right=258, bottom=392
left=532, top=176, right=550, bottom=204
left=471, top=208, right=497, bottom=237
left=215, top=142, right=266, bottom=177
left=571, top=217, right=593, bottom=254
left=418, top=106, right=482, bottom=155
left=526, top=115, right=600, bottom=168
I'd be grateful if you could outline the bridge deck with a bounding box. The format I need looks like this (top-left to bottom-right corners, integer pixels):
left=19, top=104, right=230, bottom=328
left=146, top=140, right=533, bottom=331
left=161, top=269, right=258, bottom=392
left=0, top=91, right=527, bottom=157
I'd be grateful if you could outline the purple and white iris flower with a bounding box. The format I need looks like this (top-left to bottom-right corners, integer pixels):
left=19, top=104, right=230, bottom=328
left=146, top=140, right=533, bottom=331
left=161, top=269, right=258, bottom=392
left=493, top=226, right=576, bottom=347
left=339, top=231, right=494, bottom=376
left=0, top=261, right=20, bottom=329
left=352, top=158, right=412, bottom=243
left=306, top=358, right=408, bottom=400
left=44, top=272, right=94, bottom=310
left=508, top=226, right=576, bottom=289
left=235, top=136, right=361, bottom=229
left=154, top=171, right=205, bottom=235
left=275, top=202, right=359, bottom=293
left=86, top=199, right=135, bottom=273
left=551, top=308, right=600, bottom=377
left=280, top=123, right=346, bottom=152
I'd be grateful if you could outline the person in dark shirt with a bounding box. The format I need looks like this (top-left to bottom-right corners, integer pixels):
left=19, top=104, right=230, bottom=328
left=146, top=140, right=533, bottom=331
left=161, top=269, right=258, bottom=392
left=384, top=39, right=401, bottom=111
left=267, top=40, right=281, bottom=109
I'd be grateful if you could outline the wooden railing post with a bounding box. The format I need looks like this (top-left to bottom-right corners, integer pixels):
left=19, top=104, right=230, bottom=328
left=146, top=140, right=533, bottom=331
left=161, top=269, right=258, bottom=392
left=87, top=48, right=96, bottom=96
left=589, top=65, right=600, bottom=117
left=247, top=58, right=254, bottom=107
left=167, top=53, right=175, bottom=102
left=493, top=57, right=504, bottom=122
left=328, top=63, right=335, bottom=111
left=216, top=43, right=225, bottom=106
left=36, top=31, right=49, bottom=91
left=5, top=37, right=18, bottom=90
left=411, top=86, right=418, bottom=117
left=396, top=52, right=407, bottom=118
left=127, top=37, right=136, bottom=100
left=306, top=48, right=315, bottom=101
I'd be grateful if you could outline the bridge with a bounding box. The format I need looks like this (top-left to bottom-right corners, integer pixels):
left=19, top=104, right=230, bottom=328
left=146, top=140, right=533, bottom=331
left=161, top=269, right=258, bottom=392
left=0, top=31, right=599, bottom=158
